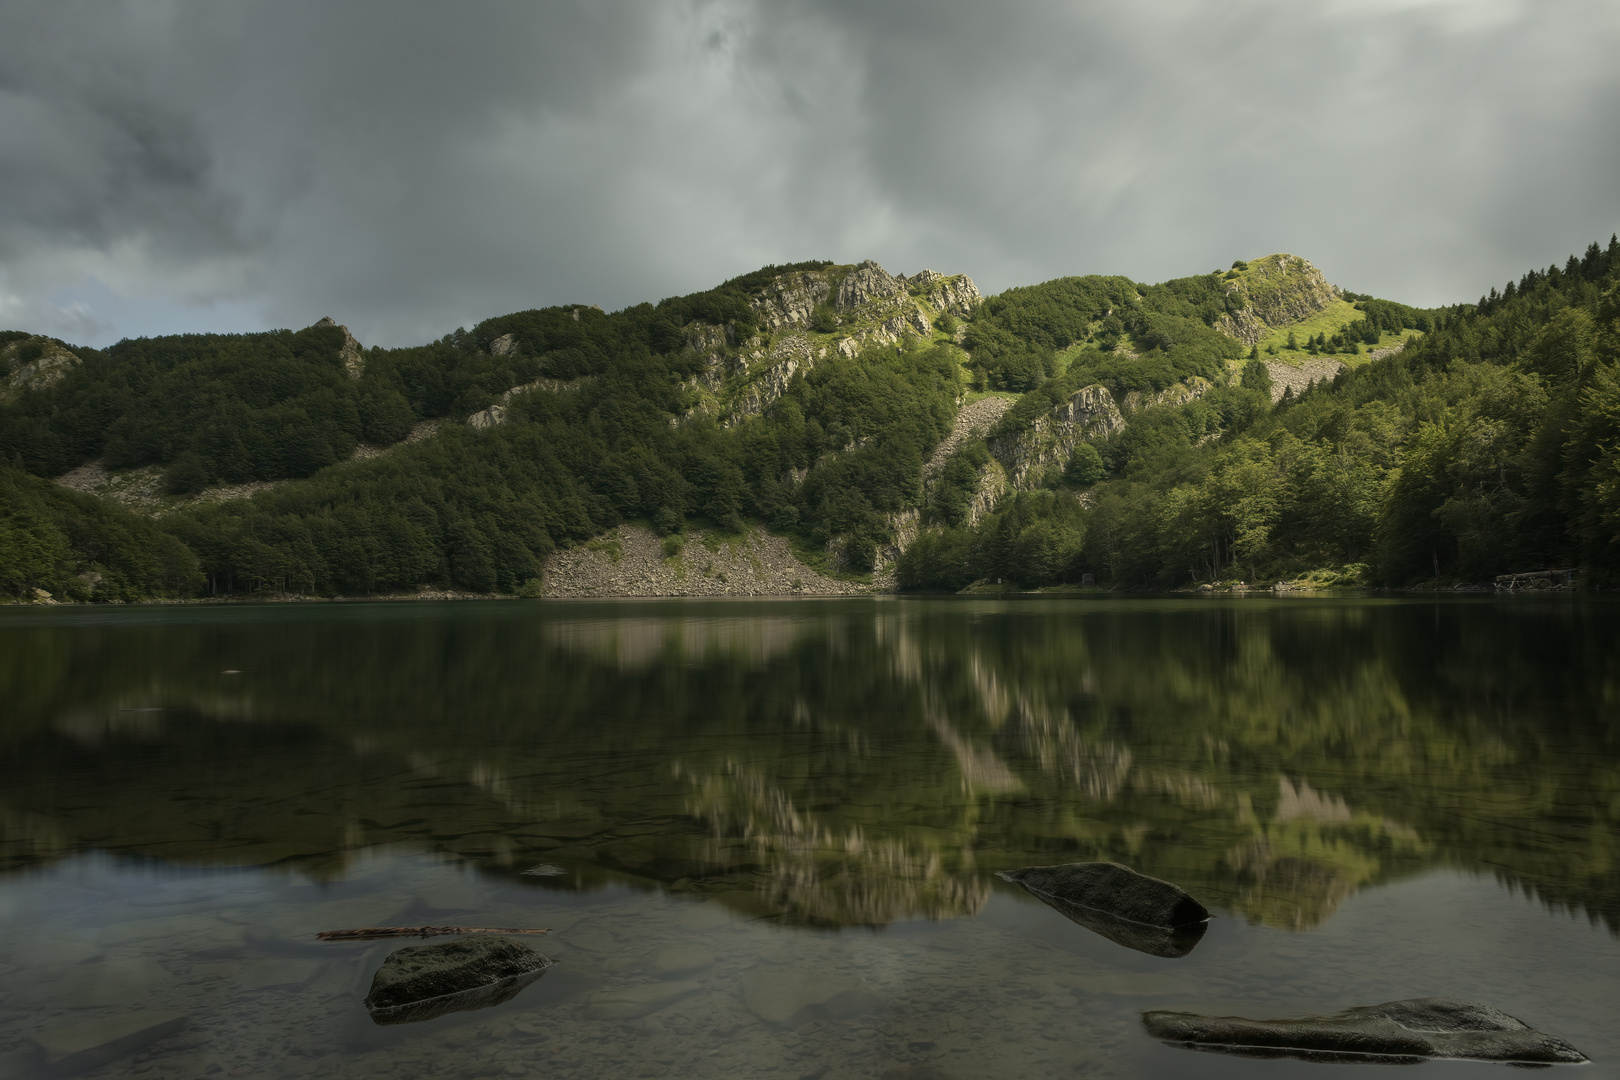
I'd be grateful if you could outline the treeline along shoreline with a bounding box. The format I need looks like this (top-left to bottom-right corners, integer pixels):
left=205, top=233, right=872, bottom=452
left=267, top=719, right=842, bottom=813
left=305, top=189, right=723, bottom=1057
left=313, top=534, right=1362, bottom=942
left=2, top=241, right=1618, bottom=602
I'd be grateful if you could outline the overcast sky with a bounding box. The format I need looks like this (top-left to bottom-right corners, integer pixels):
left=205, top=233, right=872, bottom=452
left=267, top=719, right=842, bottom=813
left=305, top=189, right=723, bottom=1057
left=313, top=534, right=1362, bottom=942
left=3, top=0, right=1617, bottom=348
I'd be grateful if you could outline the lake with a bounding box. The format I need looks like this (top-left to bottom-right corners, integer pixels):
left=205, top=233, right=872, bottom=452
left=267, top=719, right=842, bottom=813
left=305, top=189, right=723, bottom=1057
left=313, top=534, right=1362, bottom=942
left=0, top=596, right=1616, bottom=1078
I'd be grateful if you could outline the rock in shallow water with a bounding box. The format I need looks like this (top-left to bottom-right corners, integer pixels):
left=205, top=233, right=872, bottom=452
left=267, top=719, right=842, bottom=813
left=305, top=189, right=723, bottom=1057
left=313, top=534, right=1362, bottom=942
left=741, top=970, right=888, bottom=1027
left=32, top=1010, right=186, bottom=1074
left=998, top=862, right=1209, bottom=958
left=364, top=936, right=553, bottom=1025
left=1143, top=997, right=1588, bottom=1065
left=586, top=979, right=702, bottom=1019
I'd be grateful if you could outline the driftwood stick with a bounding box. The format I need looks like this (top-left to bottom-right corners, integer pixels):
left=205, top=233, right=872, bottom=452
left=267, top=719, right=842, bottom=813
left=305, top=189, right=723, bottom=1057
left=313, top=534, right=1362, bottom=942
left=316, top=925, right=552, bottom=942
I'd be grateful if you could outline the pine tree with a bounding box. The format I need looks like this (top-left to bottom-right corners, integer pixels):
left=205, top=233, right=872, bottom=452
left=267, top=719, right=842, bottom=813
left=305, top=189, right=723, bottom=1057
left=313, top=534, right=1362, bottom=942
left=1581, top=241, right=1602, bottom=278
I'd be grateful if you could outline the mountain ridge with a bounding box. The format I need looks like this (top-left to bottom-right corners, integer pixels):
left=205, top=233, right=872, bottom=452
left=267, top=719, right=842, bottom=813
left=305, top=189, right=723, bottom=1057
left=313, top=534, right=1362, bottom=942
left=5, top=240, right=1616, bottom=602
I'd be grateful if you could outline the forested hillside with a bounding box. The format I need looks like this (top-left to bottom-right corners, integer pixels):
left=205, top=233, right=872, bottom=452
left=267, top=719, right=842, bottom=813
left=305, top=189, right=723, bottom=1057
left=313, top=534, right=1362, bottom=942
left=900, top=238, right=1620, bottom=590
left=2, top=241, right=1617, bottom=601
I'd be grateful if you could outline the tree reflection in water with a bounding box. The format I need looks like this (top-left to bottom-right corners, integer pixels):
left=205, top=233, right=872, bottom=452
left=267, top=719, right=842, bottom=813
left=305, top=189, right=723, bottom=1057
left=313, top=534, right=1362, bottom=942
left=0, top=597, right=1615, bottom=936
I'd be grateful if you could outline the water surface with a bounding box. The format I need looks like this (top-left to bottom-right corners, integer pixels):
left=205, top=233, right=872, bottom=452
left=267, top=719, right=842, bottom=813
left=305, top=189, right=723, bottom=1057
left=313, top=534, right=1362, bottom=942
left=0, top=597, right=1616, bottom=1078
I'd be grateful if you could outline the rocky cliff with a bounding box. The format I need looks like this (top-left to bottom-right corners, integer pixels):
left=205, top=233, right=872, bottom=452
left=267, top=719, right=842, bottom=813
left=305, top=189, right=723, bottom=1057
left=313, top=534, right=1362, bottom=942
left=681, top=259, right=981, bottom=425
left=0, top=336, right=81, bottom=400
left=989, top=385, right=1126, bottom=489
left=1212, top=254, right=1342, bottom=345
left=468, top=376, right=589, bottom=428
left=313, top=316, right=366, bottom=378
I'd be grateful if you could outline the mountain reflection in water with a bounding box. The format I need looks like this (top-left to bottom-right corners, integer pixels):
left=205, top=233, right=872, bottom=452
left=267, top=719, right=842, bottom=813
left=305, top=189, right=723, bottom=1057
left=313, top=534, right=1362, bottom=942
left=0, top=597, right=1616, bottom=937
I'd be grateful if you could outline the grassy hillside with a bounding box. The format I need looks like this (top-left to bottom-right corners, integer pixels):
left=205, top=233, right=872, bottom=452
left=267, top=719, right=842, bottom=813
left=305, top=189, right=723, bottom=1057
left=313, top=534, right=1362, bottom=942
left=900, top=237, right=1620, bottom=591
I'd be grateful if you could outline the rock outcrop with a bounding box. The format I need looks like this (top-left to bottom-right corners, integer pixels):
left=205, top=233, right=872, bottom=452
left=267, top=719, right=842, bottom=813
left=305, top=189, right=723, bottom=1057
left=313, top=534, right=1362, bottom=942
left=999, top=862, right=1210, bottom=958
left=364, top=936, right=553, bottom=1025
left=989, top=385, right=1125, bottom=489
left=314, top=316, right=366, bottom=378
left=924, top=397, right=1015, bottom=480
left=1144, top=998, right=1588, bottom=1066
left=908, top=268, right=983, bottom=317
left=1264, top=358, right=1345, bottom=403
left=1212, top=254, right=1342, bottom=346
left=836, top=260, right=905, bottom=311
left=0, top=335, right=81, bottom=400
left=750, top=271, right=832, bottom=330
left=728, top=334, right=828, bottom=422
left=1121, top=376, right=1214, bottom=413
left=468, top=376, right=588, bottom=428
left=677, top=260, right=981, bottom=428
left=872, top=508, right=921, bottom=575
left=960, top=459, right=1010, bottom=528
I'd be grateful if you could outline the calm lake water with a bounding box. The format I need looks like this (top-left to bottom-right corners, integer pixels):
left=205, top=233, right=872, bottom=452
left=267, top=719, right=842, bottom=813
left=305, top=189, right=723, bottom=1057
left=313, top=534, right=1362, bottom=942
left=0, top=597, right=1616, bottom=1079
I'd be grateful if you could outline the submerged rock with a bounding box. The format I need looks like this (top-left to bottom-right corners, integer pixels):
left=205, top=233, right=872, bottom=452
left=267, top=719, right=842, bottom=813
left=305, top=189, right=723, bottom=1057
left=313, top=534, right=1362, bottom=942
left=998, top=862, right=1209, bottom=958
left=1143, top=997, right=1588, bottom=1065
left=364, top=936, right=553, bottom=1025
left=741, top=970, right=887, bottom=1027
left=32, top=1011, right=186, bottom=1074
left=586, top=979, right=702, bottom=1020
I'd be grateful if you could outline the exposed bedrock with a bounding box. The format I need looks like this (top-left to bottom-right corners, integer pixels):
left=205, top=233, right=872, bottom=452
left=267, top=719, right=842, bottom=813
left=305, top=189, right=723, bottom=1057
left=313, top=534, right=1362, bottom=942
left=989, top=385, right=1125, bottom=489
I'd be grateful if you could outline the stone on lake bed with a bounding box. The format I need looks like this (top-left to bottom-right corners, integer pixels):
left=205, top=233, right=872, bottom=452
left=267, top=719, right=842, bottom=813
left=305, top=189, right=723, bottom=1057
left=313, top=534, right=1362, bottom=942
left=5, top=937, right=101, bottom=970
left=652, top=945, right=715, bottom=977
left=998, top=862, right=1209, bottom=958
left=1143, top=997, right=1588, bottom=1065
left=741, top=970, right=886, bottom=1026
left=586, top=979, right=703, bottom=1019
left=364, top=936, right=552, bottom=1025
left=31, top=1010, right=186, bottom=1074
left=33, top=959, right=176, bottom=1009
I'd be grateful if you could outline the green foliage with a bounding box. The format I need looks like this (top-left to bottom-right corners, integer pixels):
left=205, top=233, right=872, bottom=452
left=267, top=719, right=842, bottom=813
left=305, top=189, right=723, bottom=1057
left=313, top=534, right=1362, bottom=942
left=148, top=321, right=959, bottom=593
left=962, top=275, right=1139, bottom=390
left=1240, top=359, right=1273, bottom=395
left=905, top=237, right=1620, bottom=590
left=9, top=241, right=1620, bottom=600
left=1064, top=443, right=1106, bottom=487
left=0, top=326, right=414, bottom=482
left=929, top=442, right=992, bottom=527
left=762, top=341, right=961, bottom=569
left=898, top=490, right=1086, bottom=590
left=0, top=464, right=201, bottom=601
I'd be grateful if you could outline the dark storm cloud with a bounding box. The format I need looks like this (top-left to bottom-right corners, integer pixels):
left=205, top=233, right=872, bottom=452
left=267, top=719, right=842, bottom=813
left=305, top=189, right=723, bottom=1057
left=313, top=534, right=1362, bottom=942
left=1, top=0, right=1616, bottom=346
